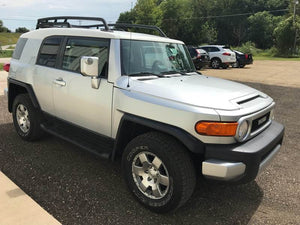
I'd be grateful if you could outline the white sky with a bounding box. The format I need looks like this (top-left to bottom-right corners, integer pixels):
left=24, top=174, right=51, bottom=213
left=0, top=0, right=137, bottom=31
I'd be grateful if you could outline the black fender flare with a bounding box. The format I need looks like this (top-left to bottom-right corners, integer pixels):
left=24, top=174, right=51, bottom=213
left=111, top=113, right=205, bottom=160
left=7, top=78, right=40, bottom=112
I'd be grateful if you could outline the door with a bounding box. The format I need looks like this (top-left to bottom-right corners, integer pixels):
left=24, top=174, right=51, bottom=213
left=52, top=37, right=113, bottom=137
left=33, top=36, right=64, bottom=115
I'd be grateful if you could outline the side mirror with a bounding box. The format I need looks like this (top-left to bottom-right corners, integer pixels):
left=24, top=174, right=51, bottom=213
left=80, top=56, right=99, bottom=77
left=80, top=56, right=100, bottom=89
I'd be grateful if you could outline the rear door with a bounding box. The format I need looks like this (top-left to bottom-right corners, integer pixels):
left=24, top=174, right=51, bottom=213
left=34, top=36, right=64, bottom=115
left=52, top=37, right=113, bottom=136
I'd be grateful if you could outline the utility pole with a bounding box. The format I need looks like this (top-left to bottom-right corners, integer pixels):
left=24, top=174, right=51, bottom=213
left=293, top=0, right=299, bottom=55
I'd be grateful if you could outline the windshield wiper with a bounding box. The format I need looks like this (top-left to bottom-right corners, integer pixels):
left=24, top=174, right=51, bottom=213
left=127, top=72, right=165, bottom=78
left=160, top=70, right=187, bottom=75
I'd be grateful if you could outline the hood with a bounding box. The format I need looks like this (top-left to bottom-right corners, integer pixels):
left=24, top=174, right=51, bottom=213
left=115, top=73, right=269, bottom=111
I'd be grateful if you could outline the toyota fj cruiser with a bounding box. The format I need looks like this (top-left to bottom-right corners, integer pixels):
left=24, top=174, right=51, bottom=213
left=4, top=17, right=284, bottom=213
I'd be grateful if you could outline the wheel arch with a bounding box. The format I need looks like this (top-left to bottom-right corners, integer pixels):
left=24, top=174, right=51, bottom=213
left=8, top=78, right=40, bottom=113
left=111, top=114, right=205, bottom=160
left=210, top=57, right=221, bottom=63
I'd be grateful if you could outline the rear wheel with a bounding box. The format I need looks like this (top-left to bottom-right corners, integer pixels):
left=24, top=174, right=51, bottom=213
left=211, top=58, right=221, bottom=69
left=12, top=94, right=44, bottom=141
left=122, top=132, right=196, bottom=213
left=222, top=64, right=229, bottom=69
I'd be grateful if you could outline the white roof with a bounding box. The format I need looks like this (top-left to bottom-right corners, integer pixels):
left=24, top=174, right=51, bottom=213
left=21, top=28, right=184, bottom=44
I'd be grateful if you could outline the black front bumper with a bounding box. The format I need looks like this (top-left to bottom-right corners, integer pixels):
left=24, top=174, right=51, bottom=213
left=204, top=121, right=284, bottom=183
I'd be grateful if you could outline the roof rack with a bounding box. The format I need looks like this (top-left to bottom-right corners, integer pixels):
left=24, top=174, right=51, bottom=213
left=36, top=16, right=110, bottom=31
left=36, top=16, right=167, bottom=38
left=108, top=23, right=167, bottom=37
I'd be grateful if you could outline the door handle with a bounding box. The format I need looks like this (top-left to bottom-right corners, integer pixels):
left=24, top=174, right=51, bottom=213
left=53, top=78, right=66, bottom=86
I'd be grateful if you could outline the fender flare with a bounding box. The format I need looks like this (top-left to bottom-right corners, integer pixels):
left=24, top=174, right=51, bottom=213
left=8, top=78, right=40, bottom=112
left=111, top=113, right=205, bottom=160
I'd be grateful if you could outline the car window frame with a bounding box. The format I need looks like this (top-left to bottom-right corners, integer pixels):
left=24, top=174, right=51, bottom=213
left=57, top=36, right=111, bottom=79
left=36, top=35, right=64, bottom=68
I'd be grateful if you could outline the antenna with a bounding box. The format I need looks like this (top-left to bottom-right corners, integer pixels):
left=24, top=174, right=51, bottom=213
left=127, top=31, right=132, bottom=88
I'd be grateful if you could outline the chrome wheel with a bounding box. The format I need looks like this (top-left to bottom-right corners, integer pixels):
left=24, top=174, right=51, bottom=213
left=16, top=104, right=30, bottom=133
left=211, top=59, right=220, bottom=69
left=132, top=151, right=170, bottom=199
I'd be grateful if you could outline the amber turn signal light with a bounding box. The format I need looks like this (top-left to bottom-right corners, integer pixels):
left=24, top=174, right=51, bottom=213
left=195, top=121, right=238, bottom=136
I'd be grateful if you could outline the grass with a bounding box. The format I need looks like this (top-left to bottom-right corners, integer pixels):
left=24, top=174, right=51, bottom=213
left=0, top=63, right=4, bottom=71
left=0, top=33, right=21, bottom=46
left=7, top=45, right=15, bottom=49
left=253, top=55, right=300, bottom=61
left=0, top=50, right=13, bottom=58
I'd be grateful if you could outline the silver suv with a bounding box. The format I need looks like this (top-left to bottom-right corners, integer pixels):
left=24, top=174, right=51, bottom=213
left=4, top=17, right=284, bottom=213
left=199, top=45, right=236, bottom=69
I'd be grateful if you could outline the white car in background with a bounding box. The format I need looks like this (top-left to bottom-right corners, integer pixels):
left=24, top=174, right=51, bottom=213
left=199, top=45, right=236, bottom=69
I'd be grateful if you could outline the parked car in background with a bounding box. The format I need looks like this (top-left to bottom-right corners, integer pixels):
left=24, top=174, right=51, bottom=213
left=187, top=46, right=210, bottom=70
left=199, top=45, right=236, bottom=69
left=232, top=50, right=253, bottom=68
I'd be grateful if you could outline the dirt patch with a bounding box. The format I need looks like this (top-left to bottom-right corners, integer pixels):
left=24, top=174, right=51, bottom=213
left=202, top=60, right=300, bottom=88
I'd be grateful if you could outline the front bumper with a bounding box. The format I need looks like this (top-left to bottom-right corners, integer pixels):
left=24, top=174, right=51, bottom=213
left=202, top=121, right=284, bottom=183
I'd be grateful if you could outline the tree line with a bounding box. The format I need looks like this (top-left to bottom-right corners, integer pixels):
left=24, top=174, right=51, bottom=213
left=0, top=20, right=29, bottom=33
left=117, top=0, right=300, bottom=56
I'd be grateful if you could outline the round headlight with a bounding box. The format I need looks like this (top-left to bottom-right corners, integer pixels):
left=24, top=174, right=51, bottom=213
left=238, top=120, right=249, bottom=140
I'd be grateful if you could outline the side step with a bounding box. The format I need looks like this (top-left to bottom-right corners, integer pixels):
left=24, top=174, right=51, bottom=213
left=40, top=120, right=114, bottom=159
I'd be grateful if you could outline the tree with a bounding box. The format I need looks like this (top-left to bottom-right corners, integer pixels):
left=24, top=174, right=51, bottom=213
left=15, top=27, right=29, bottom=33
left=248, top=11, right=280, bottom=49
left=0, top=20, right=11, bottom=33
left=273, top=16, right=300, bottom=55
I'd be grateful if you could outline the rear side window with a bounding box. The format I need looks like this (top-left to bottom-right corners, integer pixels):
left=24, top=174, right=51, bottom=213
left=37, top=36, right=63, bottom=67
left=211, top=47, right=220, bottom=52
left=12, top=38, right=28, bottom=60
left=62, top=38, right=109, bottom=76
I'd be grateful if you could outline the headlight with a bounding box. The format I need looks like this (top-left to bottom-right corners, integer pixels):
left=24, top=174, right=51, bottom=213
left=238, top=120, right=249, bottom=140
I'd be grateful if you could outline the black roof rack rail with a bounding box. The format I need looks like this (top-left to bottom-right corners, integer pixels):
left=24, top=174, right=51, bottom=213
left=107, top=23, right=167, bottom=37
left=36, top=16, right=110, bottom=31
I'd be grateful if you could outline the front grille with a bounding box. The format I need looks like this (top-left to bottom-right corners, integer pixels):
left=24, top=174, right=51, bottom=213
left=251, top=112, right=270, bottom=133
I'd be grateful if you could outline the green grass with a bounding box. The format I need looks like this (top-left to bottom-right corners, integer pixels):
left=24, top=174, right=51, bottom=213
left=0, top=50, right=13, bottom=58
left=0, top=33, right=21, bottom=46
left=253, top=55, right=300, bottom=61
left=0, top=63, right=3, bottom=71
left=7, top=45, right=15, bottom=49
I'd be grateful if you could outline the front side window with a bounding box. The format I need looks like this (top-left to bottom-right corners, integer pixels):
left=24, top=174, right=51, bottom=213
left=121, top=40, right=194, bottom=75
left=37, top=36, right=62, bottom=67
left=62, top=38, right=109, bottom=76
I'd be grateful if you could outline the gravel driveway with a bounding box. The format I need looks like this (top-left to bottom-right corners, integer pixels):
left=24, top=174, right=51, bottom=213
left=0, top=61, right=299, bottom=224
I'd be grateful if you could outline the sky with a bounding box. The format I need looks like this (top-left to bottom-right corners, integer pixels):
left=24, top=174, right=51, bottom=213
left=0, top=0, right=137, bottom=32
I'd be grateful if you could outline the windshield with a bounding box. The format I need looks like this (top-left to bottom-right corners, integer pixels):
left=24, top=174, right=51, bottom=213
left=121, top=40, right=195, bottom=76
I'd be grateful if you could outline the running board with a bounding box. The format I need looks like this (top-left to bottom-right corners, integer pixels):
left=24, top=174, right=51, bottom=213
left=40, top=120, right=114, bottom=159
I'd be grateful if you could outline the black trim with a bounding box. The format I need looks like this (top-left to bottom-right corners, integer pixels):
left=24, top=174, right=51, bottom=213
left=205, top=121, right=284, bottom=183
left=8, top=78, right=40, bottom=112
left=36, top=16, right=110, bottom=31
left=111, top=114, right=205, bottom=160
left=109, top=23, right=167, bottom=37
left=41, top=113, right=114, bottom=159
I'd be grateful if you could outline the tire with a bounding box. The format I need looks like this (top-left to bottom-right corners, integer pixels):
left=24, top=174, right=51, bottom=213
left=12, top=94, right=44, bottom=141
left=222, top=64, right=229, bottom=69
left=211, top=58, right=221, bottom=69
left=232, top=61, right=239, bottom=68
left=239, top=64, right=245, bottom=68
left=122, top=132, right=196, bottom=213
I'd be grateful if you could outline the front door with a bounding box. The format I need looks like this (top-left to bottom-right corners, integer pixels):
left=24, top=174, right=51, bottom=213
left=52, top=37, right=113, bottom=137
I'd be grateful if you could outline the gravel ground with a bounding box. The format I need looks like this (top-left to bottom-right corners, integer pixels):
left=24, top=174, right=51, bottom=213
left=0, top=81, right=299, bottom=225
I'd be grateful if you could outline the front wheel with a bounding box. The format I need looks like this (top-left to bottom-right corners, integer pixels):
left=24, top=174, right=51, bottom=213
left=122, top=132, right=196, bottom=213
